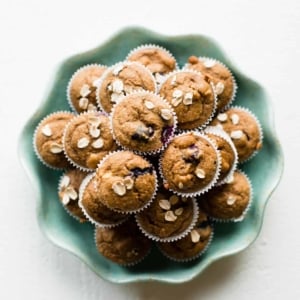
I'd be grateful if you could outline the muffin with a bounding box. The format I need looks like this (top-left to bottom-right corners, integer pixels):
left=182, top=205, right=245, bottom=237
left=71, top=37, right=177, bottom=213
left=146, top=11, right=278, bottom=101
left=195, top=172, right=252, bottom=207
left=34, top=111, right=74, bottom=169
left=210, top=107, right=263, bottom=162
left=63, top=111, right=117, bottom=170
left=95, top=218, right=152, bottom=265
left=95, top=151, right=157, bottom=213
left=185, top=56, right=236, bottom=111
left=199, top=170, right=252, bottom=221
left=158, top=209, right=213, bottom=261
left=136, top=188, right=198, bottom=242
left=126, top=44, right=177, bottom=84
left=159, top=70, right=216, bottom=130
left=96, top=61, right=156, bottom=113
left=79, top=173, right=128, bottom=227
left=160, top=132, right=220, bottom=195
left=205, top=126, right=238, bottom=185
left=67, top=64, right=107, bottom=113
left=111, top=91, right=177, bottom=154
left=58, top=169, right=88, bottom=222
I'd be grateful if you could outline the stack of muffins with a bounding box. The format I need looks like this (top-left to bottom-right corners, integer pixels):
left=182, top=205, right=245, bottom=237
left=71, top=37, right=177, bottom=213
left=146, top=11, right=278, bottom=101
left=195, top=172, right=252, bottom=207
left=33, top=45, right=263, bottom=265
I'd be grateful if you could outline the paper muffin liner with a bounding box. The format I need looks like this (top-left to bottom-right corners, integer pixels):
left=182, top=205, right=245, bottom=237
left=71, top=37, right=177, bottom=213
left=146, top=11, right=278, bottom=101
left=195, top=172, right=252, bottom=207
left=183, top=56, right=237, bottom=111
left=157, top=225, right=214, bottom=262
left=93, top=225, right=152, bottom=267
left=209, top=169, right=253, bottom=223
left=33, top=111, right=75, bottom=171
left=78, top=172, right=128, bottom=228
left=159, top=131, right=221, bottom=197
left=125, top=44, right=179, bottom=86
left=204, top=126, right=239, bottom=186
left=66, top=64, right=107, bottom=114
left=96, top=61, right=158, bottom=113
left=109, top=90, right=178, bottom=156
left=62, top=111, right=109, bottom=173
left=223, top=106, right=264, bottom=164
left=94, top=150, right=158, bottom=215
left=135, top=197, right=199, bottom=243
left=157, top=69, right=218, bottom=131
left=57, top=171, right=89, bottom=223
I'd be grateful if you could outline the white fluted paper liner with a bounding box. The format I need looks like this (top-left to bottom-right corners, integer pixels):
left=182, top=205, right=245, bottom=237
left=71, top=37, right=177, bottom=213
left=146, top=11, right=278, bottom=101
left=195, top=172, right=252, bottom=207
left=93, top=226, right=152, bottom=267
left=125, top=44, right=179, bottom=86
left=66, top=64, right=107, bottom=114
left=183, top=56, right=238, bottom=111
left=57, top=171, right=89, bottom=222
left=33, top=111, right=75, bottom=170
left=94, top=150, right=158, bottom=214
left=208, top=169, right=253, bottom=223
left=109, top=90, right=178, bottom=156
left=204, top=126, right=239, bottom=186
left=78, top=172, right=129, bottom=228
left=62, top=111, right=110, bottom=173
left=135, top=197, right=199, bottom=243
left=157, top=225, right=214, bottom=262
left=159, top=131, right=221, bottom=197
left=96, top=61, right=157, bottom=113
left=157, top=69, right=218, bottom=131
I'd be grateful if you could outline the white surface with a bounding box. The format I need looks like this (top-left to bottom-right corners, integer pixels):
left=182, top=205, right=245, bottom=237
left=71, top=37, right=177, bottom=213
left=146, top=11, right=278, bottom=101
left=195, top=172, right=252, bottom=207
left=0, top=0, right=299, bottom=299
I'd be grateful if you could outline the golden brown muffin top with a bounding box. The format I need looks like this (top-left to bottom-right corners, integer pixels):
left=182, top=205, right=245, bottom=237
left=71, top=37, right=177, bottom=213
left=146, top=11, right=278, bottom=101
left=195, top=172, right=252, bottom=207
left=68, top=65, right=107, bottom=113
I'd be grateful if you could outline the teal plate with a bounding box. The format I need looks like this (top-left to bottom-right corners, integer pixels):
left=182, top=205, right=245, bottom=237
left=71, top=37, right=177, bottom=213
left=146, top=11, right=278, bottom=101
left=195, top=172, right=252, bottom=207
left=19, top=27, right=283, bottom=284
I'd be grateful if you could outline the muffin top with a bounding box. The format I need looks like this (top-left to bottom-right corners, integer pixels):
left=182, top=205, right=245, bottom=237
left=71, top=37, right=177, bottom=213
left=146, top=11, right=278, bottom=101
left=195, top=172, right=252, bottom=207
left=211, top=107, right=262, bottom=162
left=79, top=173, right=128, bottom=226
left=34, top=112, right=74, bottom=169
left=160, top=132, right=220, bottom=195
left=63, top=111, right=117, bottom=170
left=205, top=126, right=237, bottom=184
left=199, top=170, right=251, bottom=221
left=159, top=70, right=215, bottom=130
left=68, top=64, right=107, bottom=113
left=58, top=169, right=88, bottom=222
left=186, top=56, right=235, bottom=111
left=97, top=61, right=156, bottom=113
left=95, top=219, right=152, bottom=265
left=126, top=45, right=177, bottom=81
left=136, top=189, right=197, bottom=241
left=158, top=209, right=213, bottom=260
left=111, top=92, right=176, bottom=153
left=95, top=151, right=157, bottom=213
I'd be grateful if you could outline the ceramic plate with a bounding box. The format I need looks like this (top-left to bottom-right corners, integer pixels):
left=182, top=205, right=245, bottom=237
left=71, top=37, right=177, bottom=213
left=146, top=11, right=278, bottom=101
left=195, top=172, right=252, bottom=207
left=19, top=27, right=283, bottom=284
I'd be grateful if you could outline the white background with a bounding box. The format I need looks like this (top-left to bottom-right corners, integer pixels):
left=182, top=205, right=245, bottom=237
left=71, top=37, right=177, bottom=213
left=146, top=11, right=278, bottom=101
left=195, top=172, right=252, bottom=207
left=1, top=0, right=299, bottom=299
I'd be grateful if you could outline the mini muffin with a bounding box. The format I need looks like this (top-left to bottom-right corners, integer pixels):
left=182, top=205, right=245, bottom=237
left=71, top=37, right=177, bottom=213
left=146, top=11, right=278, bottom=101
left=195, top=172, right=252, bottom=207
left=63, top=111, right=117, bottom=170
left=58, top=169, right=88, bottom=222
left=126, top=44, right=177, bottom=84
left=67, top=64, right=107, bottom=113
left=79, top=173, right=128, bottom=227
left=186, top=56, right=236, bottom=111
left=160, top=132, right=220, bottom=195
left=95, top=218, right=152, bottom=265
left=95, top=151, right=157, bottom=213
left=158, top=209, right=213, bottom=261
left=159, top=70, right=216, bottom=130
left=34, top=111, right=74, bottom=169
left=136, top=188, right=198, bottom=242
left=111, top=91, right=176, bottom=154
left=199, top=170, right=252, bottom=221
left=96, top=61, right=156, bottom=113
left=205, top=126, right=238, bottom=185
left=210, top=107, right=263, bottom=162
